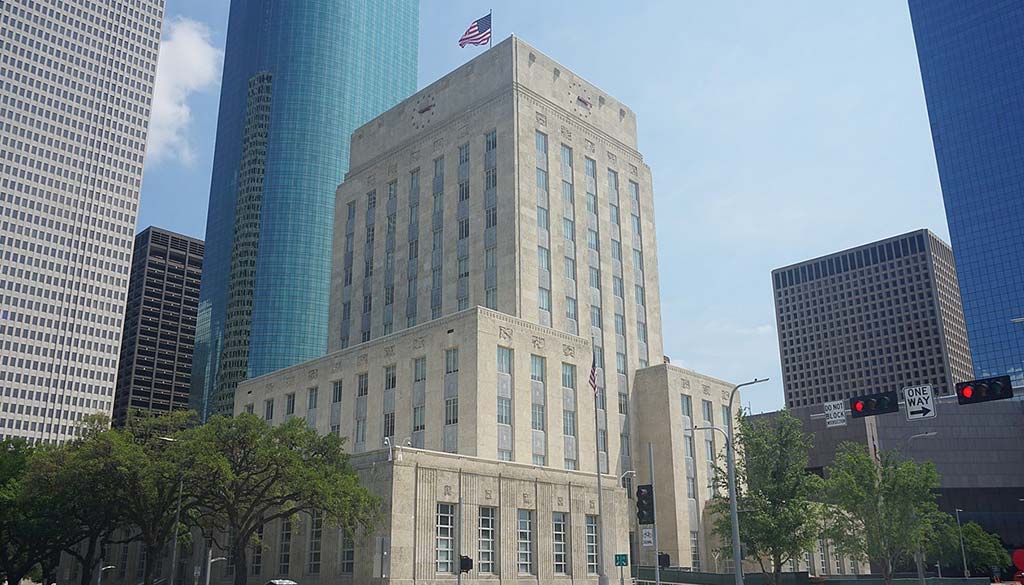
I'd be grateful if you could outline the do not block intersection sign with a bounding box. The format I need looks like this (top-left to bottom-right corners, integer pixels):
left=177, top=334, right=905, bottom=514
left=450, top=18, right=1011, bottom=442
left=904, top=385, right=936, bottom=421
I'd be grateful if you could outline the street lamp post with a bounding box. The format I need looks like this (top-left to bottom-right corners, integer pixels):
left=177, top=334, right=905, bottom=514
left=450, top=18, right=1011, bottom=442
left=906, top=432, right=937, bottom=585
left=96, top=565, right=115, bottom=585
left=204, top=550, right=227, bottom=585
left=955, top=508, right=969, bottom=577
left=726, top=378, right=768, bottom=585
left=159, top=437, right=184, bottom=585
left=693, top=377, right=768, bottom=585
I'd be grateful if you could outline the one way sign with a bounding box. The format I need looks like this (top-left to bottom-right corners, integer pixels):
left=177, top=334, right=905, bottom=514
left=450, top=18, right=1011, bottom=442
left=904, top=385, right=936, bottom=421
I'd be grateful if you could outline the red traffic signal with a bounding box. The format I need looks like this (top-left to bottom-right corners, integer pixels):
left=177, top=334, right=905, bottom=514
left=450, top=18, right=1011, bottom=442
left=635, top=484, right=655, bottom=525
left=849, top=390, right=899, bottom=419
left=956, top=375, right=1013, bottom=405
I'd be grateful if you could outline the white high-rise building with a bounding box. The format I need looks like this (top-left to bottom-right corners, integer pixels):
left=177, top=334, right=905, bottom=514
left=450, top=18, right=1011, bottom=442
left=0, top=0, right=165, bottom=442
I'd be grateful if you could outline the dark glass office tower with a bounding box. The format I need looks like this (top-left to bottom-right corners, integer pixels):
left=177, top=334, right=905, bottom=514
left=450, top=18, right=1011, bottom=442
left=114, top=228, right=204, bottom=426
left=909, top=1, right=1024, bottom=384
left=191, top=0, right=418, bottom=420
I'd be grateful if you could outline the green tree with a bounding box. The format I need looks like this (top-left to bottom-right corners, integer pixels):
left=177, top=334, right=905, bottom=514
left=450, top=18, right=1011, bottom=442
left=711, top=411, right=823, bottom=585
left=0, top=440, right=73, bottom=585
left=824, top=442, right=941, bottom=585
left=116, top=411, right=197, bottom=585
left=961, top=522, right=1011, bottom=576
left=23, top=424, right=131, bottom=585
left=180, top=414, right=379, bottom=585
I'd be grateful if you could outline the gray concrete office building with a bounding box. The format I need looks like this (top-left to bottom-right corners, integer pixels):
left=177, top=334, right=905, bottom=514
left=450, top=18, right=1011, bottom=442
left=0, top=0, right=165, bottom=442
left=773, top=229, right=972, bottom=408
left=112, top=227, right=203, bottom=426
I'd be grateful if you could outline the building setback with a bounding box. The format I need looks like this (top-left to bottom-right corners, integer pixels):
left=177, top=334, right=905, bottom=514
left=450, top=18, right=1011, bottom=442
left=112, top=227, right=203, bottom=426
left=909, top=1, right=1024, bottom=385
left=772, top=229, right=972, bottom=409
left=190, top=0, right=419, bottom=421
left=0, top=0, right=165, bottom=442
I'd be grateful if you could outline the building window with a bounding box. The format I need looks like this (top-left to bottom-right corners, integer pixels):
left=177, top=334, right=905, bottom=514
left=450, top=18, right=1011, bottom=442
left=497, top=397, right=512, bottom=425
left=533, top=454, right=547, bottom=466
left=307, top=387, right=318, bottom=410
left=552, top=512, right=569, bottom=574
left=613, top=276, right=624, bottom=298
left=252, top=526, right=264, bottom=575
left=531, top=403, right=545, bottom=431
left=530, top=355, right=545, bottom=382
left=538, top=246, right=550, bottom=271
left=264, top=399, right=274, bottom=421
left=383, top=413, right=395, bottom=440
left=591, top=306, right=603, bottom=329
left=332, top=381, right=342, bottom=403
left=307, top=511, right=322, bottom=575
left=278, top=519, right=291, bottom=575
left=690, top=531, right=701, bottom=571
left=355, top=418, right=366, bottom=445
left=339, top=534, right=354, bottom=574
left=818, top=539, right=828, bottom=574
left=436, top=503, right=455, bottom=573
left=589, top=266, right=601, bottom=289
left=562, top=363, right=577, bottom=389
left=566, top=297, right=578, bottom=321
left=478, top=507, right=496, bottom=573
left=517, top=509, right=534, bottom=575
left=445, top=398, right=459, bottom=425
left=562, top=410, right=576, bottom=437
left=285, top=393, right=295, bottom=416
left=358, top=373, right=369, bottom=396
left=497, top=346, right=513, bottom=374
left=414, top=357, right=427, bottom=382
left=588, top=229, right=600, bottom=251
left=498, top=449, right=513, bottom=461
left=586, top=515, right=600, bottom=574
left=384, top=365, right=397, bottom=390
left=413, top=406, right=425, bottom=432
left=563, top=217, right=575, bottom=241
left=485, top=287, right=497, bottom=309
left=538, top=207, right=550, bottom=229
left=539, top=287, right=551, bottom=311
left=245, top=403, right=254, bottom=414
left=458, top=218, right=470, bottom=240
left=444, top=348, right=459, bottom=374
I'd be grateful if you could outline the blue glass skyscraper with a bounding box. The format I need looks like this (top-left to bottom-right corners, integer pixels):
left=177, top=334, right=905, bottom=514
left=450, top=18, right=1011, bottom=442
left=909, top=1, right=1024, bottom=385
left=191, top=0, right=418, bottom=419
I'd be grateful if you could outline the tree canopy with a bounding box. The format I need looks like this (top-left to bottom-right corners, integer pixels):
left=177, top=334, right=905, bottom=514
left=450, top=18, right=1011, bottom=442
left=712, top=411, right=823, bottom=585
left=180, top=414, right=379, bottom=585
left=824, top=442, right=941, bottom=585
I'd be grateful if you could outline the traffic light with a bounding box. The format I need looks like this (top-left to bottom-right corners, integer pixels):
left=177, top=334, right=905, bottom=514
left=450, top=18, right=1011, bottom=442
left=635, top=484, right=655, bottom=525
left=459, top=555, right=473, bottom=573
left=849, top=390, right=899, bottom=418
left=956, top=375, right=1014, bottom=405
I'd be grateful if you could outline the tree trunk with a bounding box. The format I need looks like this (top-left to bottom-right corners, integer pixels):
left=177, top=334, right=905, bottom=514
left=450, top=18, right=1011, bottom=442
left=230, top=544, right=247, bottom=585
left=142, top=543, right=161, bottom=585
left=772, top=555, right=782, bottom=585
left=882, top=558, right=894, bottom=585
left=76, top=537, right=99, bottom=585
left=6, top=569, right=27, bottom=585
left=41, top=550, right=62, bottom=585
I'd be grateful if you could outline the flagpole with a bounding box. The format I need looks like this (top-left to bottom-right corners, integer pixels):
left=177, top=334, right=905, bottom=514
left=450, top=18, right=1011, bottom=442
left=488, top=9, right=492, bottom=48
left=592, top=355, right=607, bottom=585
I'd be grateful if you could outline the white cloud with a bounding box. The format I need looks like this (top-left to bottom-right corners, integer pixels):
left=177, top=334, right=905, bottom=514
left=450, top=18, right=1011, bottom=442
left=147, top=18, right=222, bottom=166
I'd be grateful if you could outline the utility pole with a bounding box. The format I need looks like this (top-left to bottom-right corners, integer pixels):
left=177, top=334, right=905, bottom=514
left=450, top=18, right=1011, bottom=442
left=648, top=442, right=661, bottom=585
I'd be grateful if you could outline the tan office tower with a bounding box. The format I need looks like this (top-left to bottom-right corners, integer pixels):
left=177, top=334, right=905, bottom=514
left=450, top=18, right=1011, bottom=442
left=0, top=0, right=165, bottom=442
left=212, top=37, right=731, bottom=583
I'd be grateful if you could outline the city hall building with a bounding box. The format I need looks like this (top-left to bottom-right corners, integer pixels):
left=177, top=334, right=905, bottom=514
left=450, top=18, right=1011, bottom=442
left=88, top=37, right=749, bottom=585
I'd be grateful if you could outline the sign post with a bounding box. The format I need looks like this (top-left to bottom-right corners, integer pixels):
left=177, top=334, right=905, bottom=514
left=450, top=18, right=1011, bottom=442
left=824, top=400, right=847, bottom=428
left=904, top=385, right=936, bottom=422
left=615, top=554, right=628, bottom=585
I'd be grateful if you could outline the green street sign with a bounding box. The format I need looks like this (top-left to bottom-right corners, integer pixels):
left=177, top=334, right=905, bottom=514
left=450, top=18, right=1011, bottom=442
left=615, top=554, right=628, bottom=567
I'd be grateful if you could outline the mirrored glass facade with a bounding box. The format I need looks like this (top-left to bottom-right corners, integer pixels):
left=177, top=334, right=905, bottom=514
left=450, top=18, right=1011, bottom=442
left=909, top=1, right=1024, bottom=384
left=191, top=0, right=418, bottom=420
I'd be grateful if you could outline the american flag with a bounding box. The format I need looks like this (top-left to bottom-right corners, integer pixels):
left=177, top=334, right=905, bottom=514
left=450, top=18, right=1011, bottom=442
left=589, top=355, right=598, bottom=396
left=458, top=14, right=491, bottom=48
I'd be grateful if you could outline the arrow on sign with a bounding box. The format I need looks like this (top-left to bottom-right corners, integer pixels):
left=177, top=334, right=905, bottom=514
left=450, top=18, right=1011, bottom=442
left=910, top=406, right=931, bottom=418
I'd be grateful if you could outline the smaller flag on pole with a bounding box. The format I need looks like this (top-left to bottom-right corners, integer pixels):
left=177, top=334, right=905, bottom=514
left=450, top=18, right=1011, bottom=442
left=589, top=354, right=598, bottom=396
left=459, top=13, right=492, bottom=48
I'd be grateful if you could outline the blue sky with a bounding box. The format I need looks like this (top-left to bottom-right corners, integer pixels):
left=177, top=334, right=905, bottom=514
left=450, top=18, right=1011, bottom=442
left=139, top=1, right=946, bottom=414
